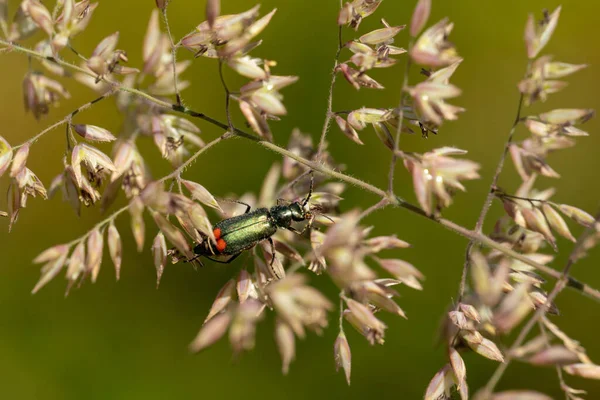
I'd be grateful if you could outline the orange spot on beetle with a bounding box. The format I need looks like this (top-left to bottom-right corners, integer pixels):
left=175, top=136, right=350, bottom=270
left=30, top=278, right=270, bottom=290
left=216, top=238, right=227, bottom=252
left=213, top=228, right=222, bottom=239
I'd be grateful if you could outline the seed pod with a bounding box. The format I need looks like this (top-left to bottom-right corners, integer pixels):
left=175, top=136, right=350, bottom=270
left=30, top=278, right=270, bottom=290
left=10, top=143, right=29, bottom=178
left=107, top=222, right=122, bottom=280
left=410, top=0, right=431, bottom=37
left=334, top=331, right=352, bottom=385
left=189, top=313, right=231, bottom=353
left=66, top=242, right=86, bottom=284
left=359, top=26, right=404, bottom=45
left=563, top=363, right=600, bottom=380
left=206, top=0, right=220, bottom=28
left=86, top=228, right=104, bottom=283
left=0, top=136, right=12, bottom=177
left=182, top=180, right=222, bottom=211
left=558, top=204, right=595, bottom=227
left=73, top=124, right=116, bottom=142
left=130, top=197, right=145, bottom=251
left=275, top=319, right=295, bottom=375
left=205, top=279, right=236, bottom=323
left=152, top=232, right=167, bottom=288
left=542, top=203, right=575, bottom=242
left=467, top=337, right=504, bottom=362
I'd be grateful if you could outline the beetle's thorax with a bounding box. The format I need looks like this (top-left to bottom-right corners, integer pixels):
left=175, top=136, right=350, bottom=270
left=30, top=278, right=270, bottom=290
left=269, top=202, right=306, bottom=228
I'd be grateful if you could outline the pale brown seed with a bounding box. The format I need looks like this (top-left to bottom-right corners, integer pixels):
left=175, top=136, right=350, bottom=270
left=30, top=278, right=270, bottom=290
left=563, top=363, right=600, bottom=380
left=334, top=331, right=352, bottom=385
left=205, top=279, right=236, bottom=323
left=236, top=270, right=252, bottom=304
left=73, top=124, right=116, bottom=142
left=189, top=313, right=231, bottom=353
left=0, top=136, right=12, bottom=177
left=33, top=243, right=69, bottom=264
left=66, top=241, right=86, bottom=285
left=542, top=203, right=575, bottom=242
left=32, top=250, right=69, bottom=294
left=491, top=391, right=553, bottom=400
left=558, top=204, right=595, bottom=227
left=10, top=143, right=29, bottom=178
left=107, top=222, right=122, bottom=280
left=206, top=0, right=220, bottom=28
left=129, top=197, right=145, bottom=252
left=275, top=318, right=295, bottom=375
left=151, top=211, right=192, bottom=258
left=528, top=345, right=580, bottom=366
left=152, top=232, right=167, bottom=288
left=424, top=364, right=454, bottom=400
left=182, top=180, right=222, bottom=211
left=467, top=337, right=504, bottom=362
left=410, top=0, right=431, bottom=37
left=449, top=347, right=467, bottom=392
left=459, top=303, right=481, bottom=323
left=86, top=228, right=104, bottom=283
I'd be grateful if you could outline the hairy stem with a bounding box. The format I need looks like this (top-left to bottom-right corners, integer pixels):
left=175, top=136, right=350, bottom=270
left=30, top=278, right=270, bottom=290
left=66, top=205, right=130, bottom=248
left=14, top=92, right=114, bottom=149
left=538, top=321, right=571, bottom=400
left=218, top=60, right=234, bottom=131
left=161, top=4, right=182, bottom=106
left=458, top=63, right=529, bottom=303
left=316, top=2, right=344, bottom=160
left=388, top=40, right=413, bottom=194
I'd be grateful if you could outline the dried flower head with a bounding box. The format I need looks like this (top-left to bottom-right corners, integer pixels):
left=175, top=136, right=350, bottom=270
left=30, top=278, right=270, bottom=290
left=410, top=18, right=460, bottom=67
left=23, top=72, right=70, bottom=119
left=403, top=147, right=480, bottom=215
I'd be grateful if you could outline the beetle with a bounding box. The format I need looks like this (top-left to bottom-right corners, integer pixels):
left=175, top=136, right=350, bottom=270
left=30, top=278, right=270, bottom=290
left=191, top=176, right=314, bottom=270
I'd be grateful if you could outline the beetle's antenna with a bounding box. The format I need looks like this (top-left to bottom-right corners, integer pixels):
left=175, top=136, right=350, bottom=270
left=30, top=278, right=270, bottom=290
left=302, top=170, right=314, bottom=208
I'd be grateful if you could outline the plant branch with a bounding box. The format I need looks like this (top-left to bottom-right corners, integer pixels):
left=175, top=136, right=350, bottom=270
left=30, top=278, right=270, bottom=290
left=218, top=60, right=234, bottom=131
left=388, top=40, right=413, bottom=194
left=4, top=40, right=600, bottom=301
left=316, top=4, right=344, bottom=160
left=161, top=4, right=183, bottom=106
left=538, top=321, right=571, bottom=400
left=458, top=63, right=529, bottom=304
left=66, top=205, right=130, bottom=248
left=14, top=92, right=114, bottom=149
left=481, top=211, right=600, bottom=396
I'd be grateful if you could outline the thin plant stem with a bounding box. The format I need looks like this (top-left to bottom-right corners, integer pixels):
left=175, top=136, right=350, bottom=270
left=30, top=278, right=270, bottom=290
left=316, top=0, right=344, bottom=160
left=158, top=133, right=233, bottom=183
left=359, top=198, right=389, bottom=220
left=457, top=62, right=530, bottom=304
left=14, top=92, right=114, bottom=149
left=218, top=60, right=234, bottom=131
left=4, top=40, right=600, bottom=301
left=387, top=40, right=413, bottom=194
left=481, top=212, right=600, bottom=396
left=162, top=4, right=183, bottom=106
left=66, top=205, right=130, bottom=248
left=338, top=293, right=345, bottom=332
left=538, top=321, right=570, bottom=400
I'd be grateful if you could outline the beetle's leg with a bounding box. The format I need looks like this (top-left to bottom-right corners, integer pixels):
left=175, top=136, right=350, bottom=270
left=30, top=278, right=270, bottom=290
left=206, top=253, right=242, bottom=264
left=267, top=237, right=276, bottom=267
left=267, top=237, right=284, bottom=279
left=302, top=171, right=314, bottom=208
left=219, top=199, right=252, bottom=214
left=184, top=255, right=204, bottom=267
left=287, top=214, right=315, bottom=236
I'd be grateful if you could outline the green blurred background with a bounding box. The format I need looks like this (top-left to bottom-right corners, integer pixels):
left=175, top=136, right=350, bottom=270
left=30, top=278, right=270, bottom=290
left=1, top=0, right=599, bottom=399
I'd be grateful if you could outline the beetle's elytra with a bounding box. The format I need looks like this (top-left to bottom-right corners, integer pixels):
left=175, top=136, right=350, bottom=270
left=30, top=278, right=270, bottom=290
left=192, top=175, right=314, bottom=267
